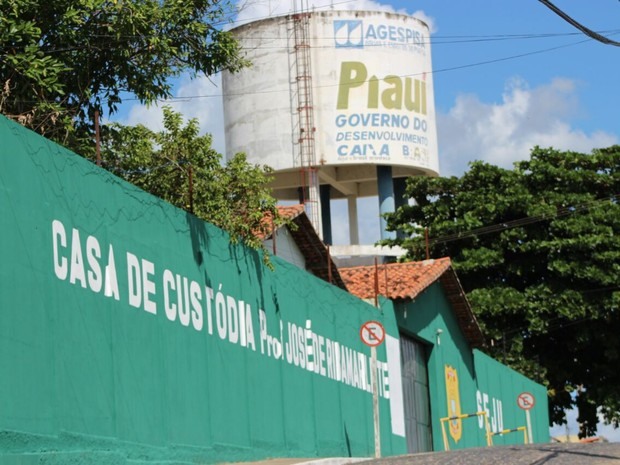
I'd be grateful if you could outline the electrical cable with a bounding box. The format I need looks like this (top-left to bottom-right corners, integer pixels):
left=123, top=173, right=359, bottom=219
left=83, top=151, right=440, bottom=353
left=6, top=28, right=617, bottom=56
left=4, top=8, right=618, bottom=106
left=99, top=34, right=594, bottom=105
left=500, top=291, right=620, bottom=338
left=538, top=0, right=620, bottom=46
left=424, top=195, right=619, bottom=248
left=4, top=33, right=596, bottom=107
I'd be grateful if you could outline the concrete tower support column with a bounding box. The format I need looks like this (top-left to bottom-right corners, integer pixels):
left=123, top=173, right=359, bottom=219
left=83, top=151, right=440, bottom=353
left=377, top=166, right=396, bottom=241
left=320, top=184, right=332, bottom=245
left=347, top=195, right=359, bottom=245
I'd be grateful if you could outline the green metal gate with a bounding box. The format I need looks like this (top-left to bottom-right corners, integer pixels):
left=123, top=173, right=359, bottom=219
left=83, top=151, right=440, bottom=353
left=400, top=334, right=433, bottom=452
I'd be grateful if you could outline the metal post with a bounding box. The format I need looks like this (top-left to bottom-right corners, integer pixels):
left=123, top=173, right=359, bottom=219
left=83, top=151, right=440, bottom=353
left=484, top=411, right=493, bottom=446
left=371, top=345, right=380, bottom=458
left=441, top=419, right=449, bottom=451
left=373, top=257, right=379, bottom=308
left=525, top=409, right=533, bottom=444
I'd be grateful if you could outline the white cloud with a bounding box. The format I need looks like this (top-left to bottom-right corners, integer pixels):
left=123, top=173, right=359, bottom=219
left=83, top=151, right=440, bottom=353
left=234, top=1, right=435, bottom=32
left=121, top=74, right=226, bottom=154
left=235, top=0, right=407, bottom=25
left=438, top=77, right=619, bottom=176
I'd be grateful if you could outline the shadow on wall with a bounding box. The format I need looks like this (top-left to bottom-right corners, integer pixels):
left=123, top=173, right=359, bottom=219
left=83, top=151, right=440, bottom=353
left=186, top=211, right=207, bottom=267
left=344, top=425, right=352, bottom=457
left=185, top=210, right=272, bottom=313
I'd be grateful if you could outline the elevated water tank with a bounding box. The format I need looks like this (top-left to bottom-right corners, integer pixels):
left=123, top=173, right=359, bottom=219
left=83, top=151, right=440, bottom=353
left=223, top=10, right=438, bottom=246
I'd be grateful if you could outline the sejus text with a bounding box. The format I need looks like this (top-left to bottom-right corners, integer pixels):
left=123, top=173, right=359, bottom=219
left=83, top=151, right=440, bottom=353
left=477, top=390, right=504, bottom=434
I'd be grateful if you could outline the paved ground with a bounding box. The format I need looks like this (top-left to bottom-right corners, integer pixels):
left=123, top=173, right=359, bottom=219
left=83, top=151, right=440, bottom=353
left=356, top=442, right=620, bottom=465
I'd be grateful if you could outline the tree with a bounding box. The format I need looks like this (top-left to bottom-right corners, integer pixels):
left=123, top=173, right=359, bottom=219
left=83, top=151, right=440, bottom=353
left=384, top=146, right=620, bottom=435
left=96, top=107, right=286, bottom=264
left=0, top=0, right=246, bottom=148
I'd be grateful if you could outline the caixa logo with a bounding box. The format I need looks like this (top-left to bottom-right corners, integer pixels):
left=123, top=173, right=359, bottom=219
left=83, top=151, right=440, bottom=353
left=334, top=20, right=363, bottom=48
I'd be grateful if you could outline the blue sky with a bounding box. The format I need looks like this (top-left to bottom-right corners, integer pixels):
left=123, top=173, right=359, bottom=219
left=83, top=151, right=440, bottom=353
left=117, top=0, right=620, bottom=441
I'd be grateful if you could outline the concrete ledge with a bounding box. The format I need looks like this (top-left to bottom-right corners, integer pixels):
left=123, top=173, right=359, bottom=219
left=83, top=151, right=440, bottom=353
left=297, top=458, right=371, bottom=465
left=223, top=458, right=370, bottom=465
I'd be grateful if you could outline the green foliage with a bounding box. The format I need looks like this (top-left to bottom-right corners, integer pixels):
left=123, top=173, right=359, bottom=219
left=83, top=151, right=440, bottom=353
left=0, top=0, right=246, bottom=146
left=384, top=146, right=620, bottom=435
left=94, top=107, right=285, bottom=265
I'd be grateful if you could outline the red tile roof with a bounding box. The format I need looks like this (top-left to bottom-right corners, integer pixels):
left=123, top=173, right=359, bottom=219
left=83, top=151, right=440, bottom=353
left=340, top=259, right=485, bottom=348
left=277, top=204, right=306, bottom=219
left=255, top=204, right=305, bottom=240
left=262, top=204, right=348, bottom=291
left=339, top=258, right=452, bottom=300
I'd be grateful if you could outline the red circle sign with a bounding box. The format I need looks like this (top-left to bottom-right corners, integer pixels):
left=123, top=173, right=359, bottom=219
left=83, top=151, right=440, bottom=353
left=517, top=392, right=535, bottom=410
left=360, top=321, right=385, bottom=347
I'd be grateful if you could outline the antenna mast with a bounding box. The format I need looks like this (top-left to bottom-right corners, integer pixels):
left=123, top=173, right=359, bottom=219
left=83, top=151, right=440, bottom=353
left=292, top=0, right=322, bottom=238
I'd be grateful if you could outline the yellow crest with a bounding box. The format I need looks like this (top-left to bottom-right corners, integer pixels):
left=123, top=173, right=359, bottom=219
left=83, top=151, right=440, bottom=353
left=445, top=365, right=462, bottom=442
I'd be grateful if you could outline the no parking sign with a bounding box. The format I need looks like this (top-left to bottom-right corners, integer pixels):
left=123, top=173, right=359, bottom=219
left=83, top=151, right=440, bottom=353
left=517, top=392, right=535, bottom=444
left=359, top=320, right=385, bottom=347
left=517, top=392, right=535, bottom=410
left=360, top=320, right=385, bottom=458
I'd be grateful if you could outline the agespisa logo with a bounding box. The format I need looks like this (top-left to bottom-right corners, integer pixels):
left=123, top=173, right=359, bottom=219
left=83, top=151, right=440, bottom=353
left=334, top=20, right=364, bottom=48
left=334, top=19, right=427, bottom=52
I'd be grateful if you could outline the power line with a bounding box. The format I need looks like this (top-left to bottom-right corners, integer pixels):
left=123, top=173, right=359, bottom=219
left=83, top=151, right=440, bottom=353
left=501, top=306, right=620, bottom=339
left=496, top=286, right=620, bottom=338
left=425, top=195, right=619, bottom=248
left=6, top=27, right=617, bottom=57
left=4, top=7, right=619, bottom=109
left=538, top=0, right=620, bottom=46
left=111, top=35, right=595, bottom=105
left=6, top=31, right=597, bottom=107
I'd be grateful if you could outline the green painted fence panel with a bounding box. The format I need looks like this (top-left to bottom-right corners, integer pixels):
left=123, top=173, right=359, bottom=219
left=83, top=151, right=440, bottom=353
left=395, top=282, right=549, bottom=451
left=473, top=350, right=549, bottom=448
left=0, top=116, right=407, bottom=463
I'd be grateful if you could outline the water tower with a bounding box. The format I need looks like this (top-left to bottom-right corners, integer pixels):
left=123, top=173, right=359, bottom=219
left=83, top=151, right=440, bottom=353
left=222, top=10, right=438, bottom=259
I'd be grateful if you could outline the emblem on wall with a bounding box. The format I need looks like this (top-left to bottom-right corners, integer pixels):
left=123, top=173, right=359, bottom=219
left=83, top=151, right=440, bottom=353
left=445, top=365, right=462, bottom=442
left=333, top=20, right=364, bottom=48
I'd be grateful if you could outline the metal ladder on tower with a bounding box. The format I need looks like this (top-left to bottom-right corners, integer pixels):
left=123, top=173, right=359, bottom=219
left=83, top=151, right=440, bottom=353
left=292, top=8, right=322, bottom=239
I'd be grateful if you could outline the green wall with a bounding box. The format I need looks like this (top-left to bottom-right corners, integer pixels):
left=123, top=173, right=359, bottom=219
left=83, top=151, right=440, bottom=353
left=473, top=350, right=549, bottom=447
left=395, top=282, right=549, bottom=451
left=0, top=116, right=407, bottom=463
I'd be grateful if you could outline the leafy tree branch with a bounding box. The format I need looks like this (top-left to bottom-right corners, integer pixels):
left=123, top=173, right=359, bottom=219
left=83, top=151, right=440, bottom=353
left=384, top=146, right=620, bottom=435
left=92, top=107, right=286, bottom=266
